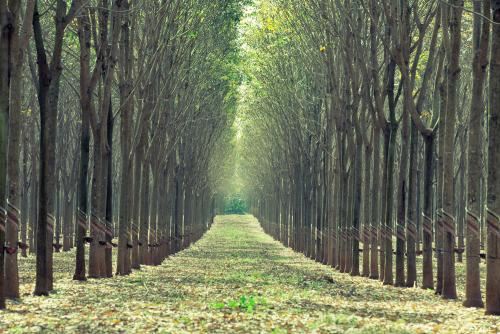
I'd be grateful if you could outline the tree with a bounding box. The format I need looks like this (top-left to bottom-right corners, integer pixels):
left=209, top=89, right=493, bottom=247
left=5, top=0, right=34, bottom=300
left=0, top=0, right=14, bottom=310
left=440, top=0, right=463, bottom=300
left=464, top=0, right=489, bottom=308
left=32, top=0, right=81, bottom=295
left=486, top=0, right=500, bottom=316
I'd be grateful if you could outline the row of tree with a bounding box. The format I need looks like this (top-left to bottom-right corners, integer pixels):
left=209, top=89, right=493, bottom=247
left=0, top=0, right=243, bottom=309
left=241, top=0, right=499, bottom=315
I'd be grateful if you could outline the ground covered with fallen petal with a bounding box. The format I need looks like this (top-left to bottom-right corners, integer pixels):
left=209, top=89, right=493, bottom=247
left=1, top=215, right=498, bottom=333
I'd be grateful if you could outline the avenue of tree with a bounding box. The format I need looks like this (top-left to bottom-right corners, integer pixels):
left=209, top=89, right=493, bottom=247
left=240, top=0, right=500, bottom=315
left=0, top=0, right=243, bottom=309
left=0, top=0, right=499, bottom=319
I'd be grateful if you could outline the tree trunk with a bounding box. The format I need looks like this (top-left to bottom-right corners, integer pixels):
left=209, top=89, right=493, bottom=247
left=73, top=85, right=90, bottom=281
left=62, top=197, right=72, bottom=252
left=436, top=55, right=447, bottom=295
left=33, top=1, right=52, bottom=296
left=54, top=183, right=61, bottom=252
left=485, top=0, right=500, bottom=315
left=362, top=143, right=372, bottom=277
left=139, top=159, right=150, bottom=264
left=0, top=0, right=13, bottom=308
left=131, top=146, right=142, bottom=270
left=463, top=0, right=489, bottom=308
left=88, top=140, right=103, bottom=279
left=117, top=0, right=132, bottom=275
left=441, top=1, right=463, bottom=300
left=29, top=145, right=37, bottom=255
left=21, top=139, right=29, bottom=258
left=422, top=134, right=434, bottom=289
left=406, top=122, right=418, bottom=287
left=351, top=137, right=362, bottom=277
left=105, top=107, right=113, bottom=278
left=370, top=126, right=380, bottom=279
left=383, top=123, right=397, bottom=286
left=395, top=110, right=409, bottom=287
left=5, top=28, right=20, bottom=300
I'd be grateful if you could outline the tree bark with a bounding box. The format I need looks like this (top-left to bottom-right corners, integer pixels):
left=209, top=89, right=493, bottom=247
left=370, top=127, right=380, bottom=279
left=0, top=0, right=13, bottom=308
left=441, top=1, right=463, bottom=300
left=395, top=110, right=409, bottom=287
left=422, top=134, right=434, bottom=289
left=406, top=122, right=418, bottom=287
left=464, top=0, right=489, bottom=308
left=362, top=142, right=372, bottom=277
left=485, top=0, right=500, bottom=315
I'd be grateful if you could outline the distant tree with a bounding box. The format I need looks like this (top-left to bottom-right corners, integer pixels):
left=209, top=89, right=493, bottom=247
left=224, top=195, right=247, bottom=214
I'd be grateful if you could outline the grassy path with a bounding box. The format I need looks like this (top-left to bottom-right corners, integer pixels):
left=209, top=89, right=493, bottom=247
left=1, top=215, right=498, bottom=333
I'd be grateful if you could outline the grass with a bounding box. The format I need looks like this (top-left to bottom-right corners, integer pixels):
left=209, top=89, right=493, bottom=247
left=0, top=215, right=498, bottom=333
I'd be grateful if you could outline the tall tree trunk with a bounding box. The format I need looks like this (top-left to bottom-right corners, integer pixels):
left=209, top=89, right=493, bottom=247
left=441, top=1, right=463, bottom=300
left=383, top=58, right=398, bottom=286
left=174, top=157, right=182, bottom=253
left=139, top=160, right=150, bottom=264
left=149, top=168, right=160, bottom=265
left=117, top=0, right=132, bottom=275
left=406, top=123, right=418, bottom=287
left=89, top=139, right=103, bottom=279
left=63, top=196, right=72, bottom=252
left=331, top=154, right=339, bottom=269
left=131, top=146, right=142, bottom=269
left=0, top=0, right=13, bottom=308
left=55, top=182, right=61, bottom=252
left=422, top=134, right=435, bottom=289
left=21, top=138, right=29, bottom=258
left=29, top=143, right=37, bottom=255
left=351, top=136, right=362, bottom=276
left=105, top=106, right=113, bottom=278
left=33, top=0, right=79, bottom=294
left=485, top=0, right=500, bottom=315
left=5, top=3, right=20, bottom=298
left=464, top=0, right=489, bottom=308
left=379, top=128, right=389, bottom=282
left=370, top=127, right=380, bottom=279
left=436, top=55, right=447, bottom=295
left=395, top=110, right=409, bottom=287
left=33, top=1, right=52, bottom=295
left=362, top=142, right=372, bottom=277
left=73, top=5, right=91, bottom=282
left=6, top=0, right=33, bottom=299
left=73, top=96, right=89, bottom=281
left=345, top=164, right=353, bottom=273
left=383, top=122, right=397, bottom=286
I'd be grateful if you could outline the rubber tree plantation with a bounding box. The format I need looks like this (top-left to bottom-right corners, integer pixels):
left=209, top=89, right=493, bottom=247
left=0, top=0, right=499, bottom=333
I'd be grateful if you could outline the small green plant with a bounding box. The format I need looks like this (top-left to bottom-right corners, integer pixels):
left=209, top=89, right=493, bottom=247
left=238, top=295, right=256, bottom=312
left=211, top=295, right=258, bottom=312
left=212, top=302, right=225, bottom=310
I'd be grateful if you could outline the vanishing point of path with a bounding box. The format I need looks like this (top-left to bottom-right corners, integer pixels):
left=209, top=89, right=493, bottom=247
left=1, top=216, right=498, bottom=333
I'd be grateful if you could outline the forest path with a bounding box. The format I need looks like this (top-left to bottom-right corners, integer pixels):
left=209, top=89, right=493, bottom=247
left=1, top=215, right=497, bottom=333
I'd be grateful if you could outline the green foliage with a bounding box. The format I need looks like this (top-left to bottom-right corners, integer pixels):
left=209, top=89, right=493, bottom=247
left=224, top=194, right=247, bottom=214
left=212, top=295, right=258, bottom=313
left=237, top=295, right=256, bottom=312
